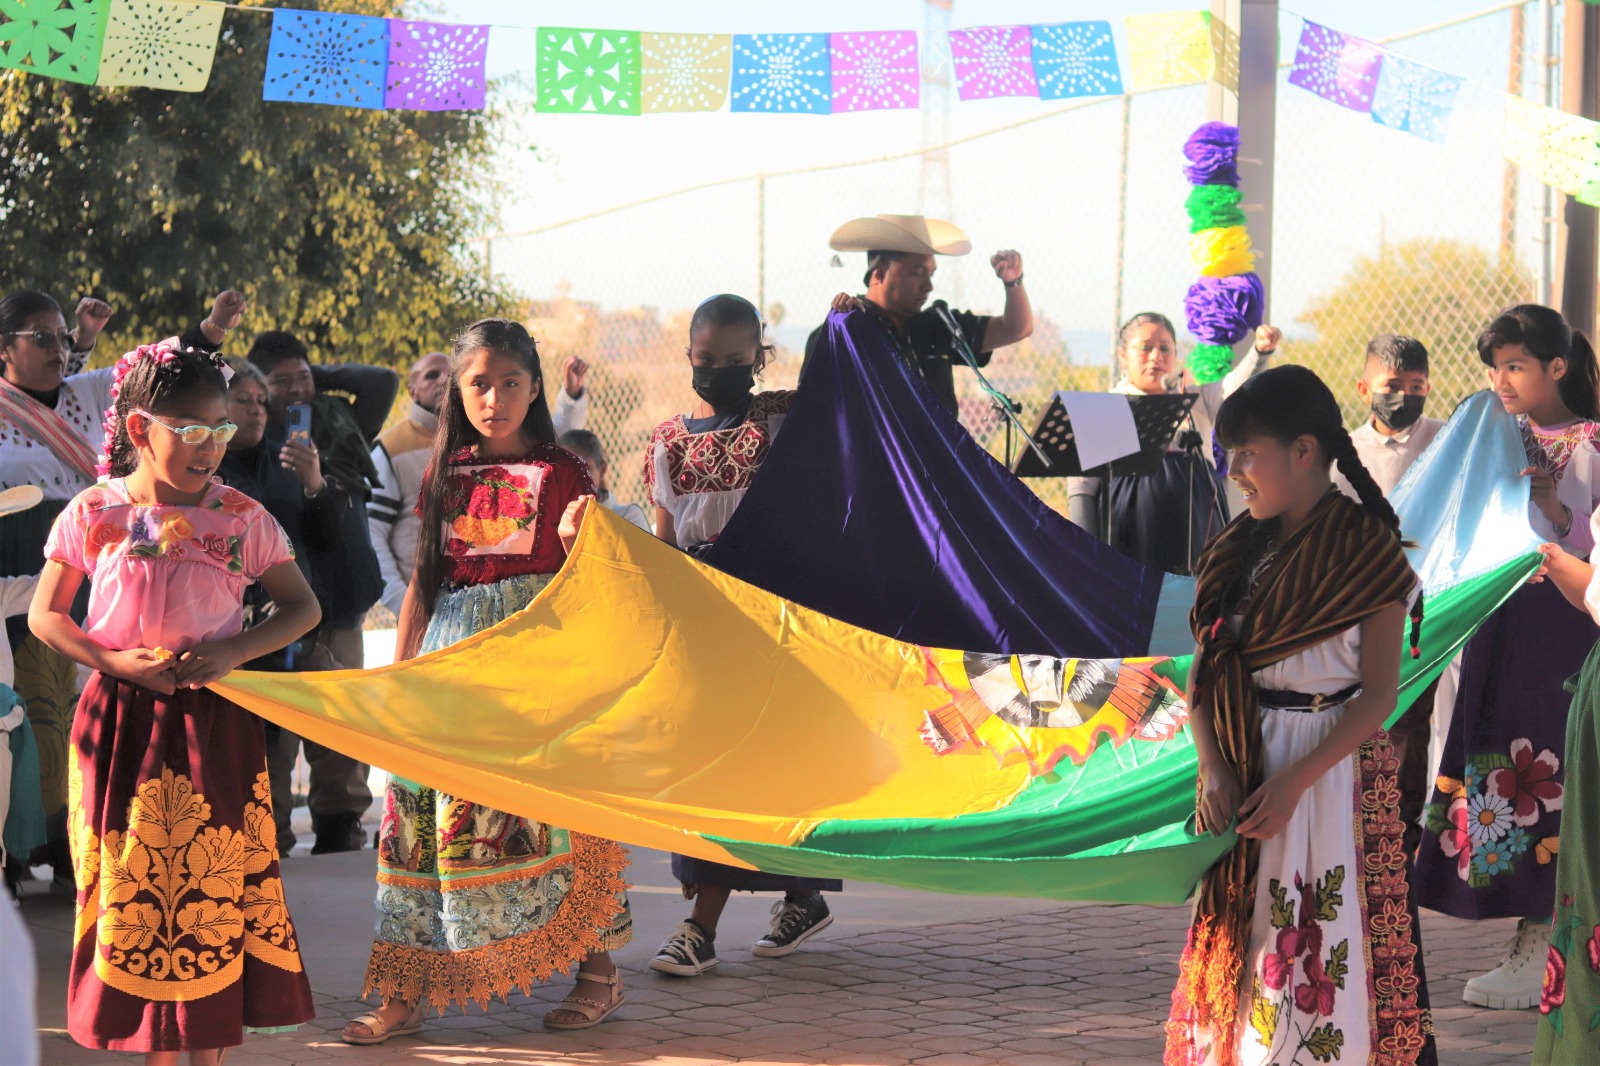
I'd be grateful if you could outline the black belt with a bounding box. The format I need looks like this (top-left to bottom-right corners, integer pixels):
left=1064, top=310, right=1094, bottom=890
left=1256, top=683, right=1361, bottom=712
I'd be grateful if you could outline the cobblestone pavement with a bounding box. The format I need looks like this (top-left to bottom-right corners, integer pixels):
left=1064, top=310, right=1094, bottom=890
left=22, top=845, right=1541, bottom=1065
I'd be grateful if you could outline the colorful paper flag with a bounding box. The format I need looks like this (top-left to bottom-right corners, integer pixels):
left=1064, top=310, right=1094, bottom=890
left=948, top=25, right=1037, bottom=100
left=730, top=33, right=831, bottom=114
left=94, top=0, right=221, bottom=91
left=1504, top=95, right=1600, bottom=197
left=0, top=0, right=111, bottom=85
left=641, top=32, right=731, bottom=113
left=1287, top=19, right=1384, bottom=113
left=537, top=27, right=641, bottom=115
left=1029, top=21, right=1122, bottom=100
left=262, top=9, right=389, bottom=109
left=1370, top=54, right=1461, bottom=143
left=1124, top=10, right=1212, bottom=90
left=384, top=19, right=487, bottom=112
left=830, top=30, right=919, bottom=112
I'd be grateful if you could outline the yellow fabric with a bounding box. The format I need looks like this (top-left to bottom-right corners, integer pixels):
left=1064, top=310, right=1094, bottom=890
left=213, top=508, right=1036, bottom=867
left=1189, top=225, right=1255, bottom=277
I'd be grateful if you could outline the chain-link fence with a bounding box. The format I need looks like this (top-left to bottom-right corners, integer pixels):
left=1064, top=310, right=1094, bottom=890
left=492, top=2, right=1554, bottom=515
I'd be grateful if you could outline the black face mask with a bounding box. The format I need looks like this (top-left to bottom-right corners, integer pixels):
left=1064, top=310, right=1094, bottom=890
left=692, top=364, right=755, bottom=411
left=1370, top=391, right=1425, bottom=431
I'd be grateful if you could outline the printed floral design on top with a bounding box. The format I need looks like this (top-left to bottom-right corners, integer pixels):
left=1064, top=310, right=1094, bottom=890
left=440, top=463, right=547, bottom=559
left=1521, top=418, right=1600, bottom=482
left=1249, top=866, right=1351, bottom=1061
left=1426, top=738, right=1562, bottom=888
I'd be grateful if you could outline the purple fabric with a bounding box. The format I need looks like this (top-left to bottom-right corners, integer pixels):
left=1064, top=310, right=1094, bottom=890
left=702, top=310, right=1163, bottom=657
left=1182, top=121, right=1239, bottom=186
left=1184, top=273, right=1265, bottom=346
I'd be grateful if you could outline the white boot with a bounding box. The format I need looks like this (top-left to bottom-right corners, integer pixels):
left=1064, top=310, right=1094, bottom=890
left=1462, top=918, right=1551, bottom=1010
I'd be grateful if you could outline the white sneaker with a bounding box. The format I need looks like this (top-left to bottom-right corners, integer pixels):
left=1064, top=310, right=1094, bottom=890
left=1462, top=918, right=1550, bottom=1010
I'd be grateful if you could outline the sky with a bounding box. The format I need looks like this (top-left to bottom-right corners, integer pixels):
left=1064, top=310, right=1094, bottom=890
left=426, top=1, right=1539, bottom=355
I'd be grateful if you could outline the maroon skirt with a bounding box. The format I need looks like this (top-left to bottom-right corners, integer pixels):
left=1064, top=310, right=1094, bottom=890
left=66, top=672, right=315, bottom=1052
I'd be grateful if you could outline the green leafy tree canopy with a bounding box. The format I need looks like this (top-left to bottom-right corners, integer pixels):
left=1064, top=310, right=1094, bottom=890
left=0, top=0, right=519, bottom=367
left=1288, top=238, right=1532, bottom=427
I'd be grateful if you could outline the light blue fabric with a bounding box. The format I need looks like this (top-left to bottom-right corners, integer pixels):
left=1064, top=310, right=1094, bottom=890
left=1390, top=389, right=1541, bottom=590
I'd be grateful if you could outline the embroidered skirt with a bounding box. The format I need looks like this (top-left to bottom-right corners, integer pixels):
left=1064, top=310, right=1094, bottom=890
left=1534, top=640, right=1600, bottom=1062
left=66, top=673, right=314, bottom=1052
left=1166, top=705, right=1435, bottom=1065
left=364, top=573, right=632, bottom=1010
left=1415, top=579, right=1596, bottom=920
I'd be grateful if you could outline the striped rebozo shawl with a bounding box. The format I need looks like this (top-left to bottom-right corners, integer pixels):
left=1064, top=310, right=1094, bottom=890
left=1168, top=488, right=1419, bottom=1062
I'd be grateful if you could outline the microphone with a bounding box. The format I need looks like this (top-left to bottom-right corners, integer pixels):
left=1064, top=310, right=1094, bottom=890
left=1161, top=370, right=1188, bottom=393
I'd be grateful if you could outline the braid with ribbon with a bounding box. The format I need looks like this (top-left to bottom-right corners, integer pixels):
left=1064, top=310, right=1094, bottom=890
left=99, top=341, right=233, bottom=479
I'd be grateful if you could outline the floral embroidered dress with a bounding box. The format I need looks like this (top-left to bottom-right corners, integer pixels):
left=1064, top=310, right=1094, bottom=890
left=364, top=443, right=631, bottom=1011
left=1416, top=419, right=1600, bottom=921
left=43, top=479, right=314, bottom=1052
left=644, top=391, right=793, bottom=551
left=1170, top=601, right=1434, bottom=1064
left=1535, top=506, right=1600, bottom=1062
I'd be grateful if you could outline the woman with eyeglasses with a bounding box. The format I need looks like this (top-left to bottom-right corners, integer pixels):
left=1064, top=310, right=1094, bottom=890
left=0, top=288, right=114, bottom=898
left=1065, top=312, right=1280, bottom=576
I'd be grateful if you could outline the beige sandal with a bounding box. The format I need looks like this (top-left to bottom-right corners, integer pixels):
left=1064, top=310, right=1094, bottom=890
left=543, top=970, right=625, bottom=1030
left=341, top=999, right=425, bottom=1045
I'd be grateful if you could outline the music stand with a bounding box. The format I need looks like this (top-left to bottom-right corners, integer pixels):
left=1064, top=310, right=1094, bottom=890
left=1012, top=392, right=1199, bottom=548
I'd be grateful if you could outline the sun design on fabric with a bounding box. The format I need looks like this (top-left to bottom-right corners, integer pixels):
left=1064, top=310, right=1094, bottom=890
left=919, top=653, right=1188, bottom=774
left=75, top=767, right=297, bottom=998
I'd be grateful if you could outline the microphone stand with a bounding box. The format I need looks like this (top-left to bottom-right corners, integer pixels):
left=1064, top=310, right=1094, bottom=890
left=932, top=302, right=1052, bottom=471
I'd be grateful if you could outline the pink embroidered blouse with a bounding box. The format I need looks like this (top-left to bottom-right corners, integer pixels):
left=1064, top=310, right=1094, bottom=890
left=43, top=479, right=295, bottom=654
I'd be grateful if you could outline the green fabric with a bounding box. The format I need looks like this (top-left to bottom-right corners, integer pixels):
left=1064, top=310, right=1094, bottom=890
left=1535, top=637, right=1600, bottom=1058
left=715, top=551, right=1541, bottom=906
left=2, top=684, right=45, bottom=860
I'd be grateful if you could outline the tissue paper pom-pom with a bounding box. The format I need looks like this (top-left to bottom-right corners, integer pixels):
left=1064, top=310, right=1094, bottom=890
left=1184, top=273, right=1265, bottom=346
left=1183, top=122, right=1240, bottom=186
left=1185, top=185, right=1246, bottom=234
left=1189, top=226, right=1255, bottom=277
left=1187, top=342, right=1237, bottom=385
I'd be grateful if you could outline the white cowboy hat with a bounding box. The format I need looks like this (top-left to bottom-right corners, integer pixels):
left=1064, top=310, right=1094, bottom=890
left=828, top=214, right=972, bottom=256
left=0, top=485, right=43, bottom=519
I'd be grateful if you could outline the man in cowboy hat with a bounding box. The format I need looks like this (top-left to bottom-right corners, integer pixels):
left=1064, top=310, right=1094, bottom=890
left=803, top=214, right=1032, bottom=416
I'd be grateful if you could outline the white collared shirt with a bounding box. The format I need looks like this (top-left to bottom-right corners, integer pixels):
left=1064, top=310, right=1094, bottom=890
left=1332, top=417, right=1445, bottom=499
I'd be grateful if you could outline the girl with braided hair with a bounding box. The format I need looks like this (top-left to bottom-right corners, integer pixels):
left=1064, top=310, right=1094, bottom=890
left=1166, top=364, right=1435, bottom=1066
left=27, top=342, right=320, bottom=1063
left=1414, top=304, right=1600, bottom=1012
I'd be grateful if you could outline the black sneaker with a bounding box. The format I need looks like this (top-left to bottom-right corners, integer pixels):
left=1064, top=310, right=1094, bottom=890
left=649, top=919, right=718, bottom=976
left=310, top=812, right=365, bottom=855
left=751, top=894, right=832, bottom=958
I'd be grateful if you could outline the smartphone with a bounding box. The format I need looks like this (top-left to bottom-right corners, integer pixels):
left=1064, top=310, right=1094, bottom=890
left=285, top=403, right=312, bottom=448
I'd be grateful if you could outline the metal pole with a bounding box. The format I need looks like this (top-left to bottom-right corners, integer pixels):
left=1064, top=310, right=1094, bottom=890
left=756, top=173, right=767, bottom=314
left=1231, top=0, right=1278, bottom=325
left=1537, top=0, right=1555, bottom=306
left=1111, top=93, right=1132, bottom=385
left=1555, top=0, right=1599, bottom=334
left=1501, top=5, right=1525, bottom=264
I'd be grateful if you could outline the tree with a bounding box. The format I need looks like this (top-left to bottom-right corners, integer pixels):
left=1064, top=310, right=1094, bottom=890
left=0, top=0, right=519, bottom=366
left=1289, top=238, right=1532, bottom=426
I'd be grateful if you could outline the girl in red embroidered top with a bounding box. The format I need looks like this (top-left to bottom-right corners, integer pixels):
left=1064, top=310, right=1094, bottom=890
left=641, top=296, right=839, bottom=980
left=342, top=320, right=631, bottom=1046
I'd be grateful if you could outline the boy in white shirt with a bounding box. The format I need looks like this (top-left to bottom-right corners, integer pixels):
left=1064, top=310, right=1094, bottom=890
left=1332, top=335, right=1446, bottom=852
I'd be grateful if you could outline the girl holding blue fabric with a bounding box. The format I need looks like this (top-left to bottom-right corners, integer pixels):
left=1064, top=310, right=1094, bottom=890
left=1414, top=304, right=1600, bottom=1012
left=643, top=294, right=838, bottom=977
